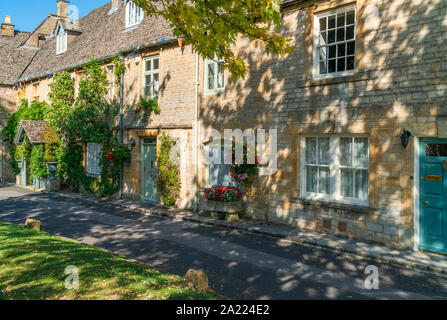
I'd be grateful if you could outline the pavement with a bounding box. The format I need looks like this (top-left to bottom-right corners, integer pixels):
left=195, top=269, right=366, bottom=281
left=1, top=183, right=447, bottom=300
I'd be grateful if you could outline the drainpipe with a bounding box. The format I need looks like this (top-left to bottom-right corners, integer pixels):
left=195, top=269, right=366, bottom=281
left=119, top=56, right=124, bottom=198
left=194, top=52, right=200, bottom=212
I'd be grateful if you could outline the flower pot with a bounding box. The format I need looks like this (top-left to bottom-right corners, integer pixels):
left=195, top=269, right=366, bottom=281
left=206, top=200, right=243, bottom=220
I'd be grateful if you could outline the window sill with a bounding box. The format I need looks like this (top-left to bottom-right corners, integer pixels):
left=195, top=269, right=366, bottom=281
left=124, top=24, right=140, bottom=33
left=298, top=71, right=370, bottom=88
left=204, top=89, right=226, bottom=96
left=290, top=196, right=376, bottom=214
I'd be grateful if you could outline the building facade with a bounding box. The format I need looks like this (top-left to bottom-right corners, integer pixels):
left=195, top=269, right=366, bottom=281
left=2, top=0, right=447, bottom=254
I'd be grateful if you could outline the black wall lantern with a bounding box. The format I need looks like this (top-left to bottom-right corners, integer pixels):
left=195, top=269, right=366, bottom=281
left=127, top=137, right=136, bottom=150
left=401, top=129, right=412, bottom=148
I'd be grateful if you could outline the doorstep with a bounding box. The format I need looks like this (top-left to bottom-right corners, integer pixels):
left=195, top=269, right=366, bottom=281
left=49, top=190, right=447, bottom=276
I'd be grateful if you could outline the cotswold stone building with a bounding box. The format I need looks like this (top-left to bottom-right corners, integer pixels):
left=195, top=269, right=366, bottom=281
left=1, top=0, right=446, bottom=255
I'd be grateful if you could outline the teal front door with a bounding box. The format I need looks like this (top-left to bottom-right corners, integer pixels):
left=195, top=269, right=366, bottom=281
left=141, top=138, right=158, bottom=203
left=419, top=138, right=447, bottom=254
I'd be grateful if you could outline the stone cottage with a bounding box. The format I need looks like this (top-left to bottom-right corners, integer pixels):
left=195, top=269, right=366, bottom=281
left=2, top=0, right=447, bottom=255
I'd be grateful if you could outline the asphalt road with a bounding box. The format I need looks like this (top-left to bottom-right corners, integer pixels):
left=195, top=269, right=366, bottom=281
left=1, top=184, right=446, bottom=300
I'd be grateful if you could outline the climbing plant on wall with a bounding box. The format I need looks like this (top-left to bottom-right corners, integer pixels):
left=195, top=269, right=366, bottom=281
left=156, top=131, right=181, bottom=206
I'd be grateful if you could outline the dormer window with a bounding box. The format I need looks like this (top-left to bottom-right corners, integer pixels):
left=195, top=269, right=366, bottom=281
left=126, top=0, right=144, bottom=29
left=56, top=23, right=67, bottom=55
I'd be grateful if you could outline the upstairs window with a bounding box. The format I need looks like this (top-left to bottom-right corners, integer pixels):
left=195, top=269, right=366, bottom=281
left=56, top=24, right=67, bottom=55
left=126, top=0, right=144, bottom=28
left=143, top=55, right=159, bottom=99
left=204, top=57, right=225, bottom=94
left=313, top=5, right=356, bottom=79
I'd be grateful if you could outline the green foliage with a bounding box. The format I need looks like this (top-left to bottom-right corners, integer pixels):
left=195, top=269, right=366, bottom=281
left=99, top=141, right=131, bottom=197
left=57, top=144, right=85, bottom=192
left=29, top=144, right=49, bottom=184
left=134, top=0, right=293, bottom=79
left=156, top=132, right=181, bottom=207
left=229, top=143, right=259, bottom=189
left=2, top=99, right=47, bottom=174
left=15, top=138, right=33, bottom=161
left=46, top=72, right=75, bottom=138
left=112, top=55, right=125, bottom=88
left=76, top=58, right=109, bottom=107
left=137, top=96, right=160, bottom=114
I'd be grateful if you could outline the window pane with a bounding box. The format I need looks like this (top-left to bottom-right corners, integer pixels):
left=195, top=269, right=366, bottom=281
left=328, top=59, right=336, bottom=73
left=319, top=47, right=327, bottom=61
left=319, top=32, right=327, bottom=45
left=328, top=45, right=336, bottom=59
left=319, top=167, right=330, bottom=194
left=145, top=60, right=151, bottom=71
left=319, top=17, right=327, bottom=31
left=346, top=25, right=355, bottom=40
left=328, top=30, right=335, bottom=43
left=337, top=57, right=346, bottom=72
left=328, top=15, right=336, bottom=29
left=426, top=144, right=447, bottom=157
left=354, top=138, right=369, bottom=167
left=346, top=10, right=355, bottom=25
left=217, top=63, right=224, bottom=88
left=341, top=169, right=353, bottom=198
left=355, top=169, right=368, bottom=200
left=306, top=138, right=317, bottom=164
left=347, top=56, right=355, bottom=70
left=209, top=164, right=220, bottom=186
left=336, top=28, right=345, bottom=42
left=338, top=43, right=346, bottom=57
left=337, top=13, right=345, bottom=27
left=153, top=58, right=159, bottom=70
left=320, top=61, right=327, bottom=74
left=318, top=138, right=330, bottom=165
left=347, top=41, right=355, bottom=55
left=306, top=166, right=318, bottom=193
left=153, top=73, right=159, bottom=96
left=340, top=138, right=352, bottom=166
left=208, top=63, right=215, bottom=90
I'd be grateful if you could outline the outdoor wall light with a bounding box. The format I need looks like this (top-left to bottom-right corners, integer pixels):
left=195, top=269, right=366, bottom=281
left=128, top=137, right=136, bottom=150
left=401, top=129, right=412, bottom=148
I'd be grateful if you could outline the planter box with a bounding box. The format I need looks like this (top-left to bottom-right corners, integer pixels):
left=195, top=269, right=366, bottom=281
left=206, top=200, right=243, bottom=220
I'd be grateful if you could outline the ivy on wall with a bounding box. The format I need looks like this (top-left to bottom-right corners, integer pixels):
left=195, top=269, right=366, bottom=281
left=156, top=131, right=181, bottom=206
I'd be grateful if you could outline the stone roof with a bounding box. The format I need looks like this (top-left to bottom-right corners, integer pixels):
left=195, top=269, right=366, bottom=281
left=18, top=1, right=175, bottom=82
left=14, top=120, right=58, bottom=145
left=0, top=31, right=37, bottom=85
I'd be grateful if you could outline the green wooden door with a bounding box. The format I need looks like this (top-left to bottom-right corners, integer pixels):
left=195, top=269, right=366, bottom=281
left=419, top=138, right=447, bottom=254
left=141, top=138, right=158, bottom=203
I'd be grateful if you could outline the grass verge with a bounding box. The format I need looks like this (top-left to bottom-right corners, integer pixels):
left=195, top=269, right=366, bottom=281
left=0, top=222, right=220, bottom=300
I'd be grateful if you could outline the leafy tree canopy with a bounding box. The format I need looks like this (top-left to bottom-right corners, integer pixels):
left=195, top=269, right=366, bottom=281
left=134, top=0, right=293, bottom=79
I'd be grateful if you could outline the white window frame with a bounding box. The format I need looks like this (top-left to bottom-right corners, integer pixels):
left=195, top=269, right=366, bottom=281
left=86, top=142, right=102, bottom=175
left=300, top=135, right=369, bottom=206
left=56, top=23, right=67, bottom=55
left=143, top=55, right=159, bottom=99
left=125, top=0, right=144, bottom=29
left=204, top=57, right=225, bottom=95
left=313, top=4, right=356, bottom=80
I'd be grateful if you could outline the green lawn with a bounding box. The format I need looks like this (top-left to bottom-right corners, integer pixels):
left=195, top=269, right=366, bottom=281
left=0, top=222, right=220, bottom=300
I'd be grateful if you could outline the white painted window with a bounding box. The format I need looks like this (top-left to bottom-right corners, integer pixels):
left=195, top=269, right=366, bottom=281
left=207, top=145, right=231, bottom=187
left=313, top=4, right=356, bottom=79
left=204, top=57, right=225, bottom=94
left=126, top=0, right=144, bottom=29
left=86, top=143, right=102, bottom=175
left=56, top=24, right=67, bottom=55
left=143, top=55, right=159, bottom=99
left=301, top=136, right=369, bottom=205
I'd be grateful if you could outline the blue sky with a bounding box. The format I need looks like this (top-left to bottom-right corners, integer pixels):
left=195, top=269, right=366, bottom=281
left=0, top=0, right=110, bottom=32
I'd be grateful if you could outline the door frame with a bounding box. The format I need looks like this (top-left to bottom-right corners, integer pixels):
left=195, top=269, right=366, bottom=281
left=140, top=137, right=158, bottom=203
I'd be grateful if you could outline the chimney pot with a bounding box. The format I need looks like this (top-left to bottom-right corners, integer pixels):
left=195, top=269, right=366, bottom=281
left=111, top=0, right=120, bottom=8
left=1, top=15, right=15, bottom=37
left=57, top=0, right=70, bottom=18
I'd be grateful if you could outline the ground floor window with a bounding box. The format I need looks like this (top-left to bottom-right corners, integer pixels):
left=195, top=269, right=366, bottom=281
left=86, top=142, right=102, bottom=175
left=301, top=135, right=369, bottom=205
left=206, top=144, right=230, bottom=186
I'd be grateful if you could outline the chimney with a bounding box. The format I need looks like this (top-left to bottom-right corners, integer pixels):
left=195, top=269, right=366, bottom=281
left=57, top=0, right=69, bottom=18
left=111, top=0, right=120, bottom=8
left=1, top=16, right=15, bottom=37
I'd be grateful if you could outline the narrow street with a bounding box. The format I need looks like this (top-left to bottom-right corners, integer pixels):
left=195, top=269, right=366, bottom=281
left=1, top=184, right=446, bottom=300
